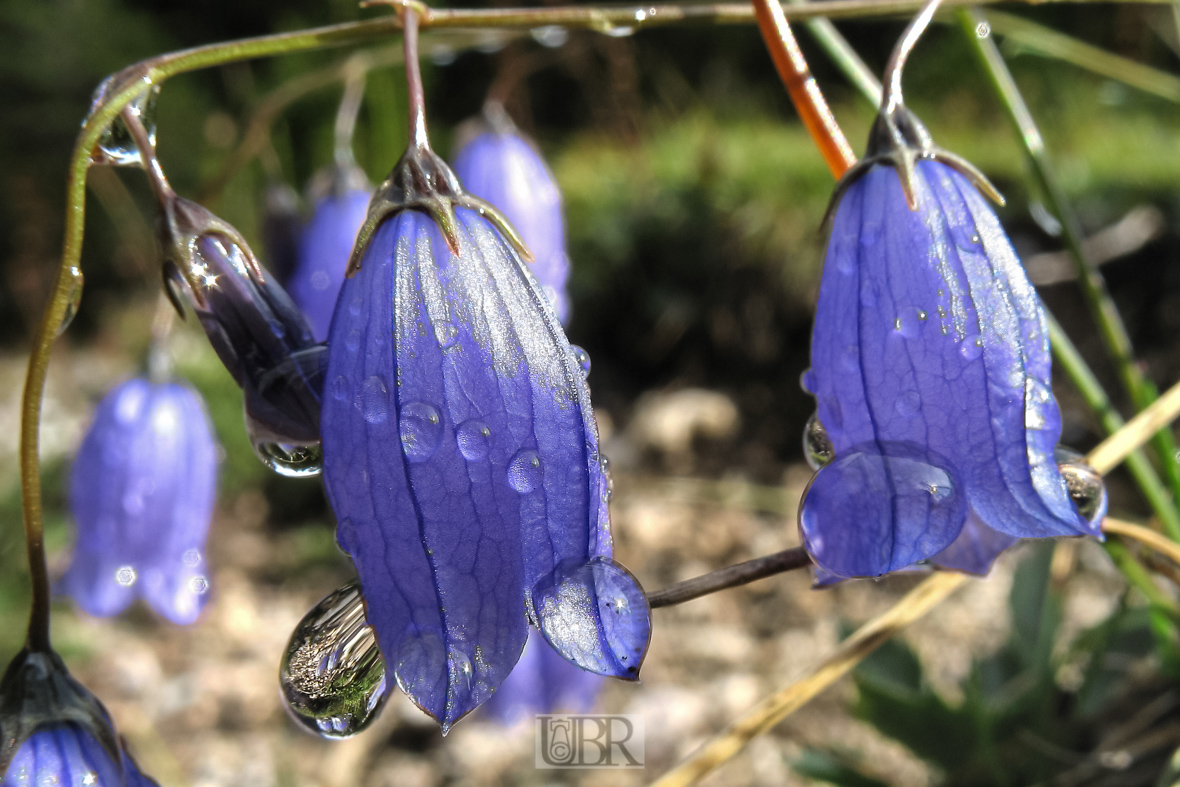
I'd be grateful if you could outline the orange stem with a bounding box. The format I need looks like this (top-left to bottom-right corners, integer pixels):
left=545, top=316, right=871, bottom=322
left=752, top=0, right=856, bottom=178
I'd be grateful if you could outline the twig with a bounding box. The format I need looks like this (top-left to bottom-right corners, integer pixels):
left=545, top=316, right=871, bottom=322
left=648, top=547, right=811, bottom=608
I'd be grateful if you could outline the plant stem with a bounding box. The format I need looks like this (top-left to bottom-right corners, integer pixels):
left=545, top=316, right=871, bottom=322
left=402, top=6, right=429, bottom=151
left=984, top=10, right=1180, bottom=104
left=648, top=547, right=811, bottom=608
left=789, top=0, right=883, bottom=105
left=959, top=8, right=1180, bottom=516
left=1047, top=313, right=1180, bottom=539
left=752, top=0, right=856, bottom=177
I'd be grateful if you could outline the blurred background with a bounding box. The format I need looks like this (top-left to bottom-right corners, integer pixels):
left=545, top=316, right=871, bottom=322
left=4, top=1, right=1180, bottom=784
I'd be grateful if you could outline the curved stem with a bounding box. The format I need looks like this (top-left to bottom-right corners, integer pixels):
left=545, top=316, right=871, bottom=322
left=123, top=106, right=174, bottom=204
left=752, top=0, right=855, bottom=178
left=334, top=56, right=371, bottom=168
left=882, top=0, right=941, bottom=114
left=648, top=547, right=811, bottom=608
left=402, top=7, right=429, bottom=151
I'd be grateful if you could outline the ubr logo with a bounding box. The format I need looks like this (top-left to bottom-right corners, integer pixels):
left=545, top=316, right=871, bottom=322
left=535, top=714, right=645, bottom=769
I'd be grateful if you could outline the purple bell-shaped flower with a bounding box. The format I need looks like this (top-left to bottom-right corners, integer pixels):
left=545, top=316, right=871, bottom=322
left=452, top=106, right=572, bottom=325
left=0, top=649, right=157, bottom=786
left=799, top=2, right=1104, bottom=581
left=320, top=10, right=650, bottom=733
left=287, top=165, right=372, bottom=342
left=59, top=378, right=217, bottom=625
left=481, top=629, right=604, bottom=726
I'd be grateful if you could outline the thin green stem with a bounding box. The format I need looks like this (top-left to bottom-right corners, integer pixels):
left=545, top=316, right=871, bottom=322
left=790, top=2, right=883, bottom=106
left=959, top=8, right=1180, bottom=515
left=1104, top=540, right=1179, bottom=613
left=1047, top=312, right=1180, bottom=540
left=984, top=10, right=1180, bottom=104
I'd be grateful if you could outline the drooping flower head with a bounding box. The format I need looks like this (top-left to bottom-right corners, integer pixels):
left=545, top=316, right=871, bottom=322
left=452, top=105, right=573, bottom=325
left=799, top=0, right=1104, bottom=581
left=287, top=164, right=372, bottom=342
left=320, top=8, right=650, bottom=733
left=59, top=378, right=217, bottom=625
left=0, top=648, right=157, bottom=786
left=157, top=195, right=327, bottom=476
left=481, top=629, right=604, bottom=726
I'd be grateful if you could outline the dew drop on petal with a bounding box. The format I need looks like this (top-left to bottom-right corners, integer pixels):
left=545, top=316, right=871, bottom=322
left=280, top=580, right=390, bottom=739
left=456, top=419, right=492, bottom=461
left=803, top=412, right=834, bottom=470
left=1055, top=448, right=1107, bottom=526
left=959, top=335, right=984, bottom=361
left=399, top=402, right=442, bottom=462
left=349, top=297, right=363, bottom=317
left=361, top=376, right=389, bottom=424
left=345, top=330, right=362, bottom=353
left=508, top=449, right=543, bottom=493
left=571, top=345, right=591, bottom=379
left=1024, top=378, right=1053, bottom=430
left=331, top=375, right=349, bottom=402
left=115, top=566, right=137, bottom=587
left=895, top=391, right=921, bottom=418
left=188, top=575, right=209, bottom=595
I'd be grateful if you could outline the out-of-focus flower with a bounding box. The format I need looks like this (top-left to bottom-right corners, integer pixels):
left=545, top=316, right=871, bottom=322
left=287, top=165, right=372, bottom=341
left=58, top=378, right=217, bottom=625
left=322, top=128, right=650, bottom=730
left=482, top=629, right=603, bottom=726
left=0, top=649, right=157, bottom=786
left=799, top=7, right=1102, bottom=582
left=452, top=107, right=572, bottom=324
left=261, top=178, right=303, bottom=286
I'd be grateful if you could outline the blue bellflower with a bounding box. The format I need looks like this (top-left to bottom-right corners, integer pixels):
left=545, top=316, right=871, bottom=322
left=0, top=649, right=157, bottom=786
left=482, top=629, right=603, bottom=726
left=321, top=62, right=650, bottom=728
left=59, top=378, right=217, bottom=625
left=288, top=165, right=372, bottom=342
left=452, top=109, right=572, bottom=325
left=160, top=197, right=325, bottom=450
left=799, top=12, right=1103, bottom=581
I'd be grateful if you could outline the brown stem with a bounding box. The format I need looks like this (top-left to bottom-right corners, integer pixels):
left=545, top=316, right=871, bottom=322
left=648, top=547, right=812, bottom=608
left=752, top=0, right=856, bottom=178
left=122, top=105, right=175, bottom=204
left=402, top=6, right=429, bottom=151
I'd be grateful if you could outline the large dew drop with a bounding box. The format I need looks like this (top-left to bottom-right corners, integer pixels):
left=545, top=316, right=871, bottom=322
left=280, top=580, right=389, bottom=739
left=531, top=557, right=651, bottom=679
left=246, top=413, right=323, bottom=478
left=799, top=445, right=966, bottom=578
left=87, top=76, right=160, bottom=168
left=1055, top=448, right=1107, bottom=526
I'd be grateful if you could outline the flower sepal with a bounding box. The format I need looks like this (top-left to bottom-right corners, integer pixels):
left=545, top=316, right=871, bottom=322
left=346, top=142, right=532, bottom=278
left=0, top=649, right=121, bottom=778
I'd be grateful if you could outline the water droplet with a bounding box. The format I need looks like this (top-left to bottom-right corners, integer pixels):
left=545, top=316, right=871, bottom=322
left=804, top=413, right=834, bottom=470
left=937, top=305, right=948, bottom=319
left=183, top=549, right=202, bottom=568
left=895, top=391, right=921, bottom=418
left=508, top=449, right=543, bottom=493
left=87, top=77, right=160, bottom=167
left=532, top=558, right=650, bottom=678
left=332, top=376, right=349, bottom=402
left=571, top=345, right=591, bottom=379
left=530, top=25, right=568, bottom=47
left=605, top=25, right=635, bottom=36
left=1055, top=449, right=1106, bottom=525
left=281, top=580, right=390, bottom=739
left=970, top=233, right=981, bottom=244
left=349, top=297, right=363, bottom=317
left=894, top=318, right=904, bottom=332
left=361, top=376, right=388, bottom=424
left=58, top=267, right=84, bottom=336
left=188, top=575, right=210, bottom=595
left=345, top=330, right=362, bottom=353
left=800, top=368, right=818, bottom=394
left=959, top=335, right=984, bottom=361
left=115, top=566, right=137, bottom=587
left=456, top=420, right=492, bottom=461
left=800, top=446, right=966, bottom=577
left=916, top=310, right=928, bottom=321
left=1025, top=378, right=1053, bottom=430
left=599, top=455, right=614, bottom=502
left=399, top=401, right=442, bottom=462
left=82, top=772, right=97, bottom=786
left=336, top=518, right=359, bottom=556
left=940, top=325, right=950, bottom=336
left=436, top=322, right=459, bottom=348
left=247, top=413, right=323, bottom=477
left=975, top=21, right=991, bottom=38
